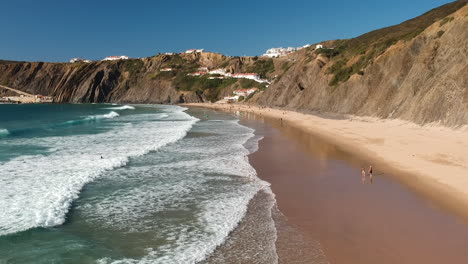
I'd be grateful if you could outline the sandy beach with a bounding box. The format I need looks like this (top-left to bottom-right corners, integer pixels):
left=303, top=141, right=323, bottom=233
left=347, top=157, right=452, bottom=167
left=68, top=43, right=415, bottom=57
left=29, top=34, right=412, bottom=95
left=186, top=103, right=468, bottom=219
left=183, top=103, right=468, bottom=263
left=239, top=115, right=468, bottom=263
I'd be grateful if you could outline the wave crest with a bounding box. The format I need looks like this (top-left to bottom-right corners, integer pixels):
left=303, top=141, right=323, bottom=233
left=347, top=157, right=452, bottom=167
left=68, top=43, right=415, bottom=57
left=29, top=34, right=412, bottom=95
left=104, top=105, right=135, bottom=110
left=0, top=129, right=9, bottom=137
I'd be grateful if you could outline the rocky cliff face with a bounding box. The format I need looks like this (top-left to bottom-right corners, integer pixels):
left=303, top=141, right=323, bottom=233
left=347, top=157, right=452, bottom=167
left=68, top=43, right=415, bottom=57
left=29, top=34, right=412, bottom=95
left=0, top=54, right=222, bottom=104
left=1, top=1, right=467, bottom=126
left=255, top=1, right=468, bottom=126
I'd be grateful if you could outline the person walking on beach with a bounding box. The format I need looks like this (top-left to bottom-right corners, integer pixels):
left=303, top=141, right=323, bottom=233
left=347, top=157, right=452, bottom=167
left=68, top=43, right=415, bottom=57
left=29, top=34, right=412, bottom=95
left=361, top=167, right=366, bottom=183
left=369, top=165, right=373, bottom=184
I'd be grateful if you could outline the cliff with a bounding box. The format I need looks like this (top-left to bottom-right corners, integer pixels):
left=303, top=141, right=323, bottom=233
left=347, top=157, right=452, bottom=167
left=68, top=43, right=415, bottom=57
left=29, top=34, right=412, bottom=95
left=254, top=0, right=468, bottom=127
left=1, top=0, right=467, bottom=126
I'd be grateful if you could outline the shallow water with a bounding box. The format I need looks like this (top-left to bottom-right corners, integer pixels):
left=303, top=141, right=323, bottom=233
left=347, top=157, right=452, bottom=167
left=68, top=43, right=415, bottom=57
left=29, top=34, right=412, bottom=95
left=0, top=104, right=272, bottom=263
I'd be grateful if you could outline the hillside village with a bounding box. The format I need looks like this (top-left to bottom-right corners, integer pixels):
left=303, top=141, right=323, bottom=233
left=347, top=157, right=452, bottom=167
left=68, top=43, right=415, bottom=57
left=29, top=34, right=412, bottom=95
left=66, top=45, right=330, bottom=103
left=0, top=41, right=330, bottom=103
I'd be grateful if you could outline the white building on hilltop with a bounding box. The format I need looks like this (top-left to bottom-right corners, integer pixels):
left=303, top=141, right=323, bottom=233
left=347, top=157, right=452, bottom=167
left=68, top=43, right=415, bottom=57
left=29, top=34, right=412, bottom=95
left=102, top=55, right=129, bottom=61
left=185, top=49, right=204, bottom=54
left=263, top=43, right=314, bottom=57
left=70, top=58, right=91, bottom=63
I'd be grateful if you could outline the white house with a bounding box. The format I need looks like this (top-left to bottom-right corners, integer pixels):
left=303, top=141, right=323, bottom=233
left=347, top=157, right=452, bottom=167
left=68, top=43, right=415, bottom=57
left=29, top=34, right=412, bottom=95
left=208, top=68, right=227, bottom=75
left=185, top=49, right=204, bottom=54
left=316, top=44, right=324, bottom=49
left=223, top=95, right=240, bottom=103
left=187, top=71, right=207, bottom=76
left=160, top=68, right=173, bottom=72
left=263, top=48, right=285, bottom=58
left=232, top=73, right=260, bottom=81
left=102, top=55, right=129, bottom=61
left=70, top=58, right=91, bottom=63
left=233, top=88, right=259, bottom=96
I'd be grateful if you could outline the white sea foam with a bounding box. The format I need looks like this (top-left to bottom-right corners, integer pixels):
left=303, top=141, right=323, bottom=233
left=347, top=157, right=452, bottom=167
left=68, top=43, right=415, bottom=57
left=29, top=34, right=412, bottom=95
left=92, top=117, right=272, bottom=264
left=104, top=105, right=136, bottom=110
left=0, top=129, right=9, bottom=137
left=0, top=106, right=197, bottom=236
left=92, top=111, right=120, bottom=119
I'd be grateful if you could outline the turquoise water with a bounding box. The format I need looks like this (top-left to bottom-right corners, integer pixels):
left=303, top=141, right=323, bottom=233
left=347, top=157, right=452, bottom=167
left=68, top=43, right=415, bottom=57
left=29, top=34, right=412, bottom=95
left=0, top=104, right=270, bottom=263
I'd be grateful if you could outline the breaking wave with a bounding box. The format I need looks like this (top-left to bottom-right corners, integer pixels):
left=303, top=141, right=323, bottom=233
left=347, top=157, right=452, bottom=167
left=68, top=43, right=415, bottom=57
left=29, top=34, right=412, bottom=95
left=104, top=105, right=135, bottom=110
left=0, top=129, right=9, bottom=137
left=0, top=107, right=197, bottom=236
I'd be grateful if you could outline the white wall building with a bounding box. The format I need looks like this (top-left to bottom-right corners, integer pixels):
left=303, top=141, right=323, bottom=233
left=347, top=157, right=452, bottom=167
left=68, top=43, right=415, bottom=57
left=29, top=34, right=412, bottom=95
left=316, top=44, right=324, bottom=49
left=70, top=58, right=91, bottom=63
left=208, top=68, right=227, bottom=75
left=160, top=68, right=173, bottom=72
left=187, top=72, right=207, bottom=76
left=263, top=43, right=313, bottom=57
left=185, top=49, right=204, bottom=54
left=233, top=88, right=259, bottom=97
left=102, top=55, right=129, bottom=61
left=232, top=73, right=260, bottom=81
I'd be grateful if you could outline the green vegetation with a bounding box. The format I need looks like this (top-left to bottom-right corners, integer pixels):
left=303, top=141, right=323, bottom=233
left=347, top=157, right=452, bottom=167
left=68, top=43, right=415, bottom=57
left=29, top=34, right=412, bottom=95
left=239, top=79, right=258, bottom=89
left=247, top=59, right=275, bottom=78
left=123, top=59, right=144, bottom=77
left=238, top=96, right=245, bottom=102
left=281, top=61, right=292, bottom=72
left=219, top=60, right=230, bottom=68
left=173, top=74, right=237, bottom=102
left=146, top=73, right=157, bottom=79
left=436, top=30, right=445, bottom=38
left=315, top=1, right=466, bottom=86
left=439, top=16, right=454, bottom=26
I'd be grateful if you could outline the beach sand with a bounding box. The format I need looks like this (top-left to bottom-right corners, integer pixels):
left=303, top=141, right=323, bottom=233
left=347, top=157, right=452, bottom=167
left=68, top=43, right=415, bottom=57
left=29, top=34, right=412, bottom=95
left=186, top=103, right=468, bottom=219
left=187, top=103, right=468, bottom=263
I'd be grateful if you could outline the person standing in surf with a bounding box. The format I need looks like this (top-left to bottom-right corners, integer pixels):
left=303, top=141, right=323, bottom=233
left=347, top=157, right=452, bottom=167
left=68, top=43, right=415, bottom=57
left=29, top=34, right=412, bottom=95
left=369, top=165, right=373, bottom=184
left=361, top=167, right=366, bottom=183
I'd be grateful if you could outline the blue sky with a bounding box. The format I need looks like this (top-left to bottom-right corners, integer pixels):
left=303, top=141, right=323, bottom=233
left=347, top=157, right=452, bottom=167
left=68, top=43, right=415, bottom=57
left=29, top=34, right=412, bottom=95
left=0, top=0, right=454, bottom=62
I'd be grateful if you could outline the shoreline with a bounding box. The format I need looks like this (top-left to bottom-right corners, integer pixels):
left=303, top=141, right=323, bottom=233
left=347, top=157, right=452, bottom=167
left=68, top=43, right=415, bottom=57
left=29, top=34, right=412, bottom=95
left=191, top=104, right=468, bottom=263
left=184, top=103, right=468, bottom=222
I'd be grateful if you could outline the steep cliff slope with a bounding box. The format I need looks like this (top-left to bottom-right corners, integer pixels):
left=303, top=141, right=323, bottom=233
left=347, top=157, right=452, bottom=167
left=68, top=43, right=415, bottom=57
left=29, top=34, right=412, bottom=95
left=1, top=1, right=467, bottom=126
left=255, top=0, right=468, bottom=126
left=0, top=53, right=275, bottom=104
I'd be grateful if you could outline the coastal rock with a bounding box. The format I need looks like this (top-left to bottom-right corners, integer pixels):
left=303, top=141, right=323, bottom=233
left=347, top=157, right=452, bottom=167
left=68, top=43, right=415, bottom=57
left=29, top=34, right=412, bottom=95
left=0, top=1, right=467, bottom=126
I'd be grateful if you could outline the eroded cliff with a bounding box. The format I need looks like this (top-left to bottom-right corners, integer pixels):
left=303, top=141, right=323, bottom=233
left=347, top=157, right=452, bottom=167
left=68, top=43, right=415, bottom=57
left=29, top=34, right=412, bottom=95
left=1, top=1, right=467, bottom=126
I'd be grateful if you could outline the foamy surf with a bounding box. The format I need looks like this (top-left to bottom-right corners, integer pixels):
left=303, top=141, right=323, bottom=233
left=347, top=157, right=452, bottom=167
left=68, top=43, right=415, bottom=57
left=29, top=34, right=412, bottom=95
left=89, top=114, right=273, bottom=264
left=91, top=111, right=120, bottom=119
left=104, top=105, right=136, bottom=110
left=0, top=105, right=278, bottom=264
left=0, top=129, right=9, bottom=137
left=0, top=106, right=197, bottom=236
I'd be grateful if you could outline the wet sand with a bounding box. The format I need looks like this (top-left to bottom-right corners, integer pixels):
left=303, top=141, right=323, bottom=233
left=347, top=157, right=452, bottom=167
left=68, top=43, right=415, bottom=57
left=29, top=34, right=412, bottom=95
left=185, top=103, right=468, bottom=220
left=239, top=113, right=468, bottom=264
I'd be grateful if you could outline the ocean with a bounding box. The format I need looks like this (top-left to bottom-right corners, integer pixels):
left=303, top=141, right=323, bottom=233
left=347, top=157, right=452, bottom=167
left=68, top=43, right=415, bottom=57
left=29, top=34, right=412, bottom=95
left=0, top=104, right=276, bottom=263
